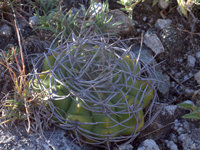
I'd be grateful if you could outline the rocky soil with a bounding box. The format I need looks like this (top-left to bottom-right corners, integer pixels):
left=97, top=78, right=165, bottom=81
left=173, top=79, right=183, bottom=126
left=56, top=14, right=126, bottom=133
left=0, top=0, right=200, bottom=150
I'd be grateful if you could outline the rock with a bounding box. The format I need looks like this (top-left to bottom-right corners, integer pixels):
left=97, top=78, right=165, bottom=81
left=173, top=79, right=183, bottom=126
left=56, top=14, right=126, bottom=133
left=165, top=140, right=178, bottom=150
left=114, top=144, right=133, bottom=150
left=29, top=16, right=41, bottom=28
left=158, top=0, right=169, bottom=9
left=0, top=125, right=92, bottom=150
left=158, top=26, right=188, bottom=66
left=138, top=105, right=187, bottom=141
left=195, top=71, right=200, bottom=84
left=137, top=139, right=160, bottom=150
left=89, top=2, right=104, bottom=20
left=143, top=17, right=147, bottom=22
left=17, top=19, right=33, bottom=38
left=180, top=100, right=195, bottom=106
left=155, top=67, right=170, bottom=96
left=105, top=9, right=135, bottom=36
left=178, top=134, right=196, bottom=150
left=144, top=32, right=164, bottom=54
left=184, top=88, right=194, bottom=95
left=0, top=24, right=13, bottom=38
left=155, top=19, right=172, bottom=30
left=170, top=81, right=176, bottom=88
left=187, top=55, right=196, bottom=68
left=171, top=120, right=200, bottom=150
left=195, top=51, right=200, bottom=59
left=161, top=105, right=178, bottom=116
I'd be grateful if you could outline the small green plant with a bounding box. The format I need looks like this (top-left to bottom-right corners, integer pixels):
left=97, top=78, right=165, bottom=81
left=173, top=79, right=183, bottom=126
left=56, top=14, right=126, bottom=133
left=84, top=0, right=123, bottom=33
left=117, top=0, right=143, bottom=21
left=34, top=0, right=123, bottom=42
left=34, top=9, right=80, bottom=37
left=27, top=0, right=60, bottom=14
left=178, top=102, right=200, bottom=120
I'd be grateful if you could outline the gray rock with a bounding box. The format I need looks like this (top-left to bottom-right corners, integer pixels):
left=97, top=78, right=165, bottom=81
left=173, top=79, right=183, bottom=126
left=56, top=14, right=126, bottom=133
left=195, top=70, right=200, bottom=84
left=0, top=126, right=91, bottom=150
left=184, top=88, right=194, bottom=95
left=158, top=0, right=169, bottom=9
left=178, top=134, right=196, bottom=150
left=171, top=120, right=200, bottom=150
left=180, top=100, right=195, bottom=106
left=137, top=139, right=160, bottom=150
left=161, top=105, right=177, bottom=116
left=17, top=19, right=33, bottom=38
left=105, top=9, right=135, bottom=36
left=138, top=106, right=187, bottom=141
left=195, top=51, right=200, bottom=59
left=187, top=55, right=196, bottom=68
left=155, top=19, right=172, bottom=30
left=29, top=16, right=41, bottom=28
left=144, top=32, right=164, bottom=54
left=114, top=144, right=133, bottom=150
left=143, top=17, right=147, bottom=22
left=165, top=140, right=178, bottom=150
left=169, top=133, right=177, bottom=143
left=158, top=26, right=188, bottom=66
left=155, top=67, right=170, bottom=96
left=0, top=24, right=13, bottom=38
left=89, top=2, right=104, bottom=20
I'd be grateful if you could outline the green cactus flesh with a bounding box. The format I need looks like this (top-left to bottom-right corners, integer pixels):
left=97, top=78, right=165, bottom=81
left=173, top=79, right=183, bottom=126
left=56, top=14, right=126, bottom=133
left=31, top=51, right=154, bottom=140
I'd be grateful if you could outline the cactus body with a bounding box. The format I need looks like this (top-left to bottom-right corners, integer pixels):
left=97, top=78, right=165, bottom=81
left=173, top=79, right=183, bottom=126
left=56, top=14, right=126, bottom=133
left=30, top=42, right=156, bottom=147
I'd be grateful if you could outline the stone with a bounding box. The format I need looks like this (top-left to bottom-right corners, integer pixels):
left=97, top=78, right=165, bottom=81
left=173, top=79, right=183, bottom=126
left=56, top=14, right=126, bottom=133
left=138, top=105, right=187, bottom=141
left=180, top=100, right=195, bottom=106
left=144, top=32, right=164, bottom=54
left=89, top=2, right=104, bottom=20
left=114, top=144, right=133, bottom=150
left=178, top=134, right=196, bottom=150
left=104, top=9, right=135, bottom=36
left=187, top=55, right=196, bottom=68
left=158, top=0, right=169, bottom=9
left=17, top=19, right=33, bottom=38
left=29, top=16, right=41, bottom=28
left=158, top=26, right=188, bottom=66
left=155, top=19, right=172, bottom=30
left=143, top=17, right=147, bottom=22
left=165, top=140, right=178, bottom=150
left=0, top=24, right=13, bottom=38
left=0, top=125, right=92, bottom=150
left=195, top=51, right=200, bottom=59
left=171, top=120, right=200, bottom=150
left=194, top=70, right=200, bottom=84
left=137, top=139, right=160, bottom=150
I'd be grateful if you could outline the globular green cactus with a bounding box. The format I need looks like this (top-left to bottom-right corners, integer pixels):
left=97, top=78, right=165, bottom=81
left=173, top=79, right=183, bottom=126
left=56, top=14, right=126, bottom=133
left=30, top=35, right=156, bottom=148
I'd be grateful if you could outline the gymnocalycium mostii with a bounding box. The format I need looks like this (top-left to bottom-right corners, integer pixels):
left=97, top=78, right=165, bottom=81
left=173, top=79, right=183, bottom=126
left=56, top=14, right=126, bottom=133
left=29, top=29, right=158, bottom=149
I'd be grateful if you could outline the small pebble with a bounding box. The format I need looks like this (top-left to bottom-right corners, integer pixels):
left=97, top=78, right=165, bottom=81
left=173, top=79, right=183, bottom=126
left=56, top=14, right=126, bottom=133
left=137, top=139, right=160, bottom=150
left=143, top=17, right=147, bottom=22
left=0, top=24, right=13, bottom=38
left=155, top=19, right=172, bottom=30
left=165, top=140, right=178, bottom=150
left=195, top=51, right=200, bottom=59
left=195, top=71, right=200, bottom=84
left=187, top=55, right=196, bottom=68
left=29, top=16, right=41, bottom=28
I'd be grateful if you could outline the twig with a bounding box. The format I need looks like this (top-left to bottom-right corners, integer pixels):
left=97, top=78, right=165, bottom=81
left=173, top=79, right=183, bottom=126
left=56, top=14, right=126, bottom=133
left=177, top=28, right=200, bottom=36
left=165, top=71, right=186, bottom=89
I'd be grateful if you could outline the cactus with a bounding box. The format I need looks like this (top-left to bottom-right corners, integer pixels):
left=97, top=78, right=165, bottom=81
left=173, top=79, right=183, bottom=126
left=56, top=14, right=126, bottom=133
left=30, top=33, right=157, bottom=148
